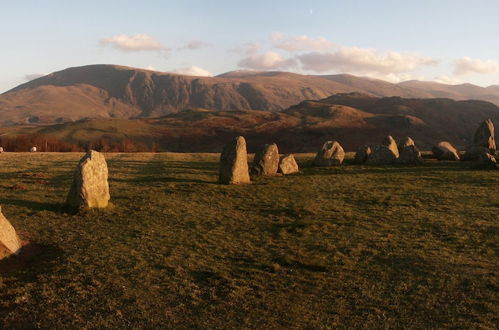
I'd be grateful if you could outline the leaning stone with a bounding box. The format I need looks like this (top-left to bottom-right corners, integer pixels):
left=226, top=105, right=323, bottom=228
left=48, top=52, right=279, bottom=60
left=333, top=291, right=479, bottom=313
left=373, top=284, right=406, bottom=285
left=0, top=206, right=22, bottom=260
left=432, top=142, right=460, bottom=161
left=66, top=150, right=110, bottom=211
left=473, top=119, right=496, bottom=152
left=354, top=144, right=371, bottom=164
left=278, top=154, right=299, bottom=174
left=382, top=135, right=399, bottom=158
left=251, top=143, right=279, bottom=176
left=397, top=145, right=423, bottom=164
left=313, top=141, right=345, bottom=166
left=398, top=137, right=415, bottom=152
left=219, top=136, right=251, bottom=184
left=366, top=145, right=397, bottom=165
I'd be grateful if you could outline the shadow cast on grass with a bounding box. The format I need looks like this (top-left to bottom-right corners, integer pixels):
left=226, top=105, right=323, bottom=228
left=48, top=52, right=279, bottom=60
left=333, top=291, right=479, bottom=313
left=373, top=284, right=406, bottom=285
left=1, top=198, right=63, bottom=212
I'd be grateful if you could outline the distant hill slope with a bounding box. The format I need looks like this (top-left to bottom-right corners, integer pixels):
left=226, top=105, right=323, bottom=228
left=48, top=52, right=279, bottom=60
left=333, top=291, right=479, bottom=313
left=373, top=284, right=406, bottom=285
left=2, top=64, right=499, bottom=126
left=2, top=94, right=497, bottom=152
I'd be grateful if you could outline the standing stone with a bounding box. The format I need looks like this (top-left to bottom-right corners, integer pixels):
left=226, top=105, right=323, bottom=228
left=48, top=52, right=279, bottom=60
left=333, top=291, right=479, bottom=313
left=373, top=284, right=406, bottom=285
left=463, top=145, right=491, bottom=161
left=313, top=141, right=345, bottom=166
left=398, top=137, right=415, bottom=152
left=432, top=142, right=460, bottom=161
left=473, top=119, right=496, bottom=152
left=354, top=144, right=372, bottom=164
left=382, top=135, right=399, bottom=158
left=66, top=150, right=110, bottom=211
left=219, top=136, right=251, bottom=184
left=251, top=143, right=279, bottom=176
left=398, top=145, right=423, bottom=164
left=278, top=154, right=299, bottom=175
left=478, top=152, right=497, bottom=169
left=366, top=145, right=397, bottom=165
left=0, top=206, right=22, bottom=260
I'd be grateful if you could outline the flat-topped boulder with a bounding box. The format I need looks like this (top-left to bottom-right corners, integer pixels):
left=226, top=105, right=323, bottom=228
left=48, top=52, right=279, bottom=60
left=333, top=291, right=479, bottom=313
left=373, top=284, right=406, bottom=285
left=219, top=136, right=251, bottom=184
left=251, top=143, right=279, bottom=176
left=382, top=135, right=399, bottom=158
left=473, top=119, right=495, bottom=152
left=66, top=150, right=110, bottom=211
left=278, top=154, right=299, bottom=174
left=354, top=144, right=372, bottom=164
left=432, top=141, right=460, bottom=161
left=398, top=145, right=423, bottom=164
left=0, top=206, right=22, bottom=260
left=313, top=141, right=345, bottom=166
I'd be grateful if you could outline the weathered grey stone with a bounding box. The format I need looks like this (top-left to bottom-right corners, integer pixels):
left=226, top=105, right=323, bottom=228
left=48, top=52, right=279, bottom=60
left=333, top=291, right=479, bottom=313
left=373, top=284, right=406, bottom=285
left=382, top=135, right=399, bottom=158
left=432, top=141, right=460, bottom=161
left=278, top=154, right=299, bottom=174
left=219, top=136, right=251, bottom=184
left=0, top=206, right=22, bottom=260
left=366, top=145, right=397, bottom=165
left=463, top=145, right=491, bottom=161
left=473, top=119, right=496, bottom=152
left=251, top=143, right=279, bottom=176
left=397, top=145, right=423, bottom=164
left=354, top=144, right=372, bottom=164
left=398, top=137, right=415, bottom=152
left=66, top=150, right=110, bottom=211
left=313, top=141, right=345, bottom=166
left=478, top=152, right=497, bottom=169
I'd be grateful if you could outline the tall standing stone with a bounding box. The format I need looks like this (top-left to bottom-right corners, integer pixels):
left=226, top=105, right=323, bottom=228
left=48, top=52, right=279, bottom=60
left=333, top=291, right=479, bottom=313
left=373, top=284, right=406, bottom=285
left=278, top=154, right=299, bottom=175
left=398, top=145, right=423, bottom=164
left=0, top=206, right=22, bottom=260
left=313, top=141, right=345, bottom=166
left=251, top=143, right=279, bottom=176
left=382, top=135, right=399, bottom=158
left=354, top=144, right=372, bottom=164
left=219, top=136, right=251, bottom=184
left=398, top=137, right=415, bottom=152
left=66, top=150, right=110, bottom=211
left=473, top=119, right=495, bottom=152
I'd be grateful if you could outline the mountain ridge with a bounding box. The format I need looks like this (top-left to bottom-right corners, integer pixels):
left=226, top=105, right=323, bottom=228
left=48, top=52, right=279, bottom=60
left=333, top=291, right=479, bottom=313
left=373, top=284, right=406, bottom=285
left=1, top=64, right=499, bottom=126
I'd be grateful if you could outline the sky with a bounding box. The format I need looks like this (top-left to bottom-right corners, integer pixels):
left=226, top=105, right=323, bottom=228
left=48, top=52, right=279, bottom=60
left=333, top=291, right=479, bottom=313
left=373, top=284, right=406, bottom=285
left=1, top=0, right=499, bottom=92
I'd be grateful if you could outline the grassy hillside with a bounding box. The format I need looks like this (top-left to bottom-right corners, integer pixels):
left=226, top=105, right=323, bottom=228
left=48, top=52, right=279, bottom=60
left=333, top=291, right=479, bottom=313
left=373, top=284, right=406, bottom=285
left=0, top=153, right=497, bottom=328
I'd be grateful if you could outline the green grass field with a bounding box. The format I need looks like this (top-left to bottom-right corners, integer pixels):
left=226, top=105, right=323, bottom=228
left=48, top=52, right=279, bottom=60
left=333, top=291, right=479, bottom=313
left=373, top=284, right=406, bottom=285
left=0, top=152, right=498, bottom=329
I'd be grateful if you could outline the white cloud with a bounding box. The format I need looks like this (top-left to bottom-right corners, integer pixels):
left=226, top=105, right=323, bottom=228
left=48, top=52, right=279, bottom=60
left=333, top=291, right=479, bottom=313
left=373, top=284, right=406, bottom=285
left=453, top=57, right=499, bottom=75
left=271, top=32, right=335, bottom=52
left=433, top=75, right=464, bottom=85
left=238, top=51, right=296, bottom=70
left=173, top=66, right=212, bottom=76
left=298, top=47, right=436, bottom=74
left=179, top=40, right=211, bottom=50
left=99, top=34, right=166, bottom=52
left=24, top=73, right=47, bottom=81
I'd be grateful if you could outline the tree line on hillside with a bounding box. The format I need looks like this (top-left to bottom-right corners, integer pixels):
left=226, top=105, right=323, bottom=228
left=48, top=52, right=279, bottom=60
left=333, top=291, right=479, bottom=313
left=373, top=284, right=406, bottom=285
left=0, top=134, right=160, bottom=152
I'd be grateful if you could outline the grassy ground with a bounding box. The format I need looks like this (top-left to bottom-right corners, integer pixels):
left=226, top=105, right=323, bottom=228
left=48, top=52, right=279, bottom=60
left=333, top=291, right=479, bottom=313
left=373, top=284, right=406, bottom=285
left=0, top=152, right=497, bottom=329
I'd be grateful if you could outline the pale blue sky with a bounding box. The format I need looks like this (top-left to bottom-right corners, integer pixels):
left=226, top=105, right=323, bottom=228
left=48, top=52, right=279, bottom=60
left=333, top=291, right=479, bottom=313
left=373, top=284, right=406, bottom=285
left=1, top=0, right=499, bottom=92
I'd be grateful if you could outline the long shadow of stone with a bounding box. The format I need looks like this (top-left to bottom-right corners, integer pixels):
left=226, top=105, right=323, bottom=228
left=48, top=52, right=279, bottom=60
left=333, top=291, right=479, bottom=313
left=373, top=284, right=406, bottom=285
left=1, top=199, right=62, bottom=212
left=0, top=242, right=65, bottom=325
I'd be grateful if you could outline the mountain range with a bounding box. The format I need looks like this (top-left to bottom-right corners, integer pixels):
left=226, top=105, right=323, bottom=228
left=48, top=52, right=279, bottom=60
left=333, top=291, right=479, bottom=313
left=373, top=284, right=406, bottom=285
left=1, top=64, right=499, bottom=126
